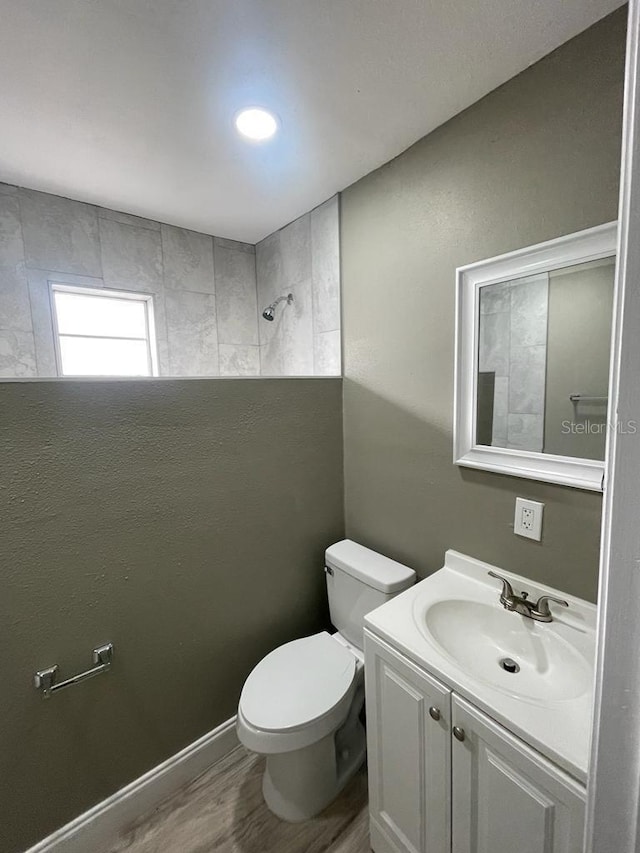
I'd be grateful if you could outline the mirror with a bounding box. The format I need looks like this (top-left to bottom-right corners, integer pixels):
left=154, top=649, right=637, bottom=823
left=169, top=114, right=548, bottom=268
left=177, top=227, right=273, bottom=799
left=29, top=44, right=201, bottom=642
left=455, top=222, right=617, bottom=491
left=477, top=257, right=615, bottom=458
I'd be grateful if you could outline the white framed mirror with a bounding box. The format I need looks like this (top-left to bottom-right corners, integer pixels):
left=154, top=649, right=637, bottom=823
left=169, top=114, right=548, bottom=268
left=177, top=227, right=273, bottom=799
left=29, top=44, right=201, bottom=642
left=454, top=222, right=618, bottom=491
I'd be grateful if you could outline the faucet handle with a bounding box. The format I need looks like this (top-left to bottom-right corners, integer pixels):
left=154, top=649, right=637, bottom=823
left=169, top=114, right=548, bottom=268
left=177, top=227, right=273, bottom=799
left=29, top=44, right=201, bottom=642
left=534, top=595, right=569, bottom=618
left=488, top=571, right=515, bottom=604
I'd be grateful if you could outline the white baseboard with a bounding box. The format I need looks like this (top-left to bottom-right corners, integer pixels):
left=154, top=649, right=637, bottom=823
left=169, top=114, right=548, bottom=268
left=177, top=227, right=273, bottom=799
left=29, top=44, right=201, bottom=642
left=26, top=715, right=239, bottom=853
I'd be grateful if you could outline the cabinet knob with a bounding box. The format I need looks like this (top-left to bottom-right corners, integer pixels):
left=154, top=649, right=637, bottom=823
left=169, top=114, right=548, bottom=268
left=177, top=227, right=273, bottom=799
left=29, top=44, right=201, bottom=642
left=429, top=706, right=441, bottom=721
left=452, top=726, right=465, bottom=742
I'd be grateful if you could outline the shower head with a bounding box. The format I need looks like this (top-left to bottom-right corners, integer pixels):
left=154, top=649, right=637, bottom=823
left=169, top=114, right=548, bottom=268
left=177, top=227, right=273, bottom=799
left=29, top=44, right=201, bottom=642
left=261, top=293, right=293, bottom=321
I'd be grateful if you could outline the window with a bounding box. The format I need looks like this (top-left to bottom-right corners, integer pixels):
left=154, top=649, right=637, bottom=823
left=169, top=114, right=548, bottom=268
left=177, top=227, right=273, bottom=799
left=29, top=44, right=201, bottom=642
left=51, top=285, right=158, bottom=377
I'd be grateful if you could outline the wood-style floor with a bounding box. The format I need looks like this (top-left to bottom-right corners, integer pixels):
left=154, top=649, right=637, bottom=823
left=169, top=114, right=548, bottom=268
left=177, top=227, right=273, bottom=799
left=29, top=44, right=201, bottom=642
left=105, top=746, right=371, bottom=853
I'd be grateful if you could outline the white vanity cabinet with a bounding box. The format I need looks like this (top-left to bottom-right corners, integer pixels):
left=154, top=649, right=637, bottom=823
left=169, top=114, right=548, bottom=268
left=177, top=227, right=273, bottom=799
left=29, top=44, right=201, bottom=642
left=365, top=630, right=451, bottom=853
left=365, top=631, right=586, bottom=853
left=451, top=694, right=586, bottom=853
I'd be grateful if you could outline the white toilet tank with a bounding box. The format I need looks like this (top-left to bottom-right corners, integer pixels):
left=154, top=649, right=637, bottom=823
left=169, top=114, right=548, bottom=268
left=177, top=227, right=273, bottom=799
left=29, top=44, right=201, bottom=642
left=325, top=539, right=416, bottom=649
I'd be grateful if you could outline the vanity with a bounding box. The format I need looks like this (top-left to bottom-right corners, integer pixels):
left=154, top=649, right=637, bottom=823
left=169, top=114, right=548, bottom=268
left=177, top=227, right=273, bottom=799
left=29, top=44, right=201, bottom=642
left=363, top=550, right=596, bottom=853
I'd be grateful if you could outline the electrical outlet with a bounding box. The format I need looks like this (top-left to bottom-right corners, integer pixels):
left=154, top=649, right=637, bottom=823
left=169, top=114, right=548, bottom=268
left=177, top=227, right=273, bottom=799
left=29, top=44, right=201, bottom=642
left=514, top=497, right=544, bottom=541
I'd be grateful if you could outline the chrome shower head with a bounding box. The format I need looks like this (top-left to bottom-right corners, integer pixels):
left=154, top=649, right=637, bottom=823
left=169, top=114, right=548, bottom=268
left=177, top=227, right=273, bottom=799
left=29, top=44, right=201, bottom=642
left=261, top=293, right=293, bottom=322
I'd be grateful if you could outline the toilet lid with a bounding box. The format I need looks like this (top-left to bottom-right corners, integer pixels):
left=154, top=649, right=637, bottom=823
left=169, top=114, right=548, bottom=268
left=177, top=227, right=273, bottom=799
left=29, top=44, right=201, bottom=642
left=240, top=632, right=356, bottom=732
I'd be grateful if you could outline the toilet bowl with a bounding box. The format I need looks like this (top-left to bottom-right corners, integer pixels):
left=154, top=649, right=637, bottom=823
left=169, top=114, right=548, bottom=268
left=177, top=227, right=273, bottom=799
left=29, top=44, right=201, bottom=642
left=237, top=631, right=366, bottom=821
left=236, top=539, right=415, bottom=821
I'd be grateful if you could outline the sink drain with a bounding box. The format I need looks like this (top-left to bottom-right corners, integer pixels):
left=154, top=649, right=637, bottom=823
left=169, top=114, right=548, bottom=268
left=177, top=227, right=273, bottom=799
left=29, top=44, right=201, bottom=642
left=499, top=657, right=520, bottom=674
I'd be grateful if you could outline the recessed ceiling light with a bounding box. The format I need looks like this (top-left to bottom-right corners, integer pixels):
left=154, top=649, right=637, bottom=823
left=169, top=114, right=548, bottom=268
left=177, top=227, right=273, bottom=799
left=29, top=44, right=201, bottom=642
left=235, top=108, right=278, bottom=142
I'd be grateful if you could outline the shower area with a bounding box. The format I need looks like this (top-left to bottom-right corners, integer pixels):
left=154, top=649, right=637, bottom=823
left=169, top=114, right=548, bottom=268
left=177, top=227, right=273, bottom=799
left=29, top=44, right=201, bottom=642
left=223, top=193, right=341, bottom=377
left=255, top=195, right=341, bottom=376
left=0, top=187, right=340, bottom=380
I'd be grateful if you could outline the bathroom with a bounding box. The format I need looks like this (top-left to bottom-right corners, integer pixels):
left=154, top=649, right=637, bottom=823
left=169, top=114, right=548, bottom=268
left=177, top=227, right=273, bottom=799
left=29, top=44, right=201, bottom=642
left=1, top=1, right=639, bottom=851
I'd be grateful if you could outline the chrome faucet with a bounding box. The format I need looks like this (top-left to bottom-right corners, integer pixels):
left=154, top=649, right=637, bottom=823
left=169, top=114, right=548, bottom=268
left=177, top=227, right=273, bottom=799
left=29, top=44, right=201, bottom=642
left=488, top=571, right=569, bottom=623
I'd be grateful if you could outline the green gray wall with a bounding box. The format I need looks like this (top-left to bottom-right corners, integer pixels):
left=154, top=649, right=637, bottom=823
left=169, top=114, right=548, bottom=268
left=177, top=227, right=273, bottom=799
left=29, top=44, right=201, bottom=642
left=544, top=261, right=615, bottom=459
left=341, top=8, right=626, bottom=603
left=1, top=378, right=343, bottom=852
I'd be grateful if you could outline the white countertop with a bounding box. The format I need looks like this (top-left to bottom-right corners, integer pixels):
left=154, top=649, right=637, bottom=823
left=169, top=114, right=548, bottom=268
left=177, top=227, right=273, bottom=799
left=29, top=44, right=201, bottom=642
left=364, top=549, right=596, bottom=784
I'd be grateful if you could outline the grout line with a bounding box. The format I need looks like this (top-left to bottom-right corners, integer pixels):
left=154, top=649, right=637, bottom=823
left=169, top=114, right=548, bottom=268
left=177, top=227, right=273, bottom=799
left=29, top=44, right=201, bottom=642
left=15, top=191, right=45, bottom=376
left=209, top=233, right=220, bottom=376
left=155, top=219, right=171, bottom=377
left=308, top=212, right=318, bottom=376
left=254, top=241, right=264, bottom=376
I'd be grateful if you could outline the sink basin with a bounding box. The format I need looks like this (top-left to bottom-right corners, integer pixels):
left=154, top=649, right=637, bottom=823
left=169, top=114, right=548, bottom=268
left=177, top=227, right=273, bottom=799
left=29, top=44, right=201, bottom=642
left=416, top=598, right=591, bottom=702
left=365, top=550, right=597, bottom=781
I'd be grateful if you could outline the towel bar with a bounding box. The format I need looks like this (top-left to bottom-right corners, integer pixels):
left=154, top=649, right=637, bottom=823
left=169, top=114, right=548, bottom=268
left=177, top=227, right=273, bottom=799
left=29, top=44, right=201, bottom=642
left=569, top=394, right=608, bottom=403
left=34, top=643, right=113, bottom=699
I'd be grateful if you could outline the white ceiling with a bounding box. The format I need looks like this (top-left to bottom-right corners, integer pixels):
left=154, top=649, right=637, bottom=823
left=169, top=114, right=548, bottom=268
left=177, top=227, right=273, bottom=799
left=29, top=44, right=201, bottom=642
left=0, top=0, right=624, bottom=243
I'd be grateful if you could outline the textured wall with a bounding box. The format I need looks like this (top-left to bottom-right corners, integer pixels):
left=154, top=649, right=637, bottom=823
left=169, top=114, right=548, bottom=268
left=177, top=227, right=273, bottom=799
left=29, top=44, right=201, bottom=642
left=0, top=378, right=344, bottom=852
left=341, top=9, right=626, bottom=602
left=256, top=196, right=341, bottom=376
left=0, top=182, right=260, bottom=377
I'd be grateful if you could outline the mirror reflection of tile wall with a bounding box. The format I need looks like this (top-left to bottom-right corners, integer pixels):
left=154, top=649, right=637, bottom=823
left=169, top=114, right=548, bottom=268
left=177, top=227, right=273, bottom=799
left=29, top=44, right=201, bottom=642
left=0, top=183, right=341, bottom=378
left=477, top=258, right=615, bottom=459
left=479, top=274, right=549, bottom=451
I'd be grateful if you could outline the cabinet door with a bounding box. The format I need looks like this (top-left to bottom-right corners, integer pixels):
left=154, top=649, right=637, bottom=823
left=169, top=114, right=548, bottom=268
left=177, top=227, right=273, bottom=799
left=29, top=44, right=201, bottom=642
left=451, top=695, right=586, bottom=853
left=365, top=630, right=451, bottom=853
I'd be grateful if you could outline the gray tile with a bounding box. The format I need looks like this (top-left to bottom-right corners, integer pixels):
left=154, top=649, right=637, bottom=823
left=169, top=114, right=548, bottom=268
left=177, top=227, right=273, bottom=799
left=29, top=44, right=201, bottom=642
left=478, top=310, right=509, bottom=375
left=214, top=245, right=258, bottom=345
left=0, top=329, right=37, bottom=377
left=0, top=195, right=31, bottom=334
left=255, top=211, right=314, bottom=375
left=259, top=278, right=313, bottom=376
left=98, top=207, right=161, bottom=231
left=0, top=194, right=25, bottom=268
left=166, top=290, right=218, bottom=376
left=214, top=236, right=255, bottom=254
left=313, top=330, right=341, bottom=376
left=256, top=231, right=281, bottom=304
left=0, top=265, right=32, bottom=333
left=510, top=275, right=549, bottom=347
left=19, top=188, right=101, bottom=276
left=256, top=215, right=312, bottom=303
left=27, top=278, right=57, bottom=377
left=491, top=375, right=509, bottom=446
left=280, top=213, right=312, bottom=285
left=480, top=282, right=511, bottom=314
left=218, top=344, right=260, bottom=376
left=507, top=413, right=544, bottom=452
left=155, top=335, right=170, bottom=376
left=100, top=218, right=163, bottom=293
left=509, top=345, right=547, bottom=414
left=162, top=225, right=215, bottom=294
left=311, top=196, right=340, bottom=334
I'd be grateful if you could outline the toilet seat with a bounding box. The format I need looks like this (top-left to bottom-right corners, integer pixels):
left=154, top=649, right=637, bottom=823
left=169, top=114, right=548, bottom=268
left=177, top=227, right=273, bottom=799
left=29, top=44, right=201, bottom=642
left=237, top=632, right=358, bottom=754
left=240, top=631, right=356, bottom=731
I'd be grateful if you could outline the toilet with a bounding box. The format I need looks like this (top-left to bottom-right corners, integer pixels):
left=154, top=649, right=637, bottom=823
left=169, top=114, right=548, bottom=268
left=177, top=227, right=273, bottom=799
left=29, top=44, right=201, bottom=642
left=236, top=539, right=416, bottom=821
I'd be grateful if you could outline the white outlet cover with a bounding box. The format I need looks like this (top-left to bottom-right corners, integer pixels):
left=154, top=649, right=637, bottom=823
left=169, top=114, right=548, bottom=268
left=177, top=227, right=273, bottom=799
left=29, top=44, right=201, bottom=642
left=514, top=497, right=544, bottom=541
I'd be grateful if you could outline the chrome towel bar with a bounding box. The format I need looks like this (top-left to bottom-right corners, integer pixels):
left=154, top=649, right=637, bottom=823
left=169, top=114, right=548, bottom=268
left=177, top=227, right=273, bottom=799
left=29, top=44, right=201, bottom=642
left=569, top=394, right=608, bottom=403
left=34, top=643, right=113, bottom=699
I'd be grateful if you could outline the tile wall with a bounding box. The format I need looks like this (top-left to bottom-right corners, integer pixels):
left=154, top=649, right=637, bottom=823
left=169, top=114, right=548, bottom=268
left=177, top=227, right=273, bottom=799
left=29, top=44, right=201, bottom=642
left=479, top=274, right=549, bottom=451
left=0, top=184, right=341, bottom=377
left=256, top=196, right=341, bottom=376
